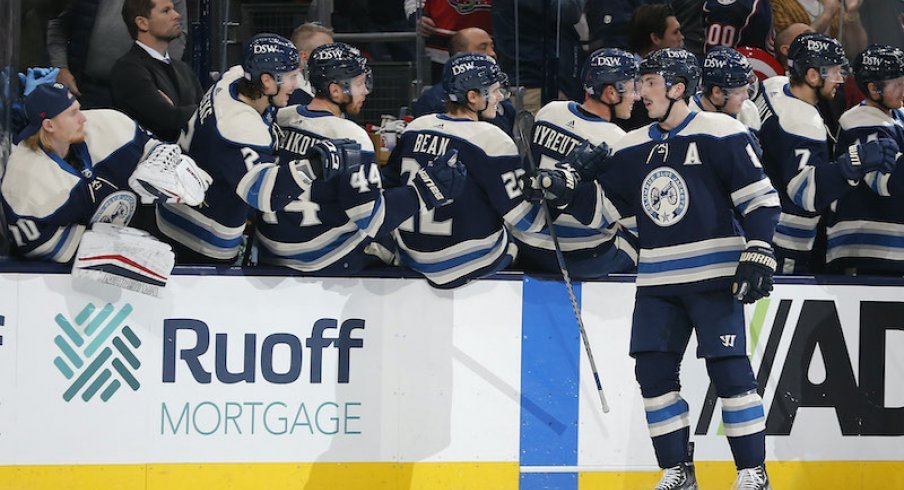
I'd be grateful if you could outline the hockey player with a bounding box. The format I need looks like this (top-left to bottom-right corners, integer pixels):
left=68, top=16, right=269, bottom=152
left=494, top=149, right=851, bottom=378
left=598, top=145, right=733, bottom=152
left=514, top=48, right=638, bottom=278
left=382, top=52, right=553, bottom=289
left=259, top=42, right=466, bottom=272
left=827, top=44, right=904, bottom=274
left=703, top=0, right=775, bottom=55
left=758, top=33, right=899, bottom=273
left=691, top=47, right=761, bottom=132
left=155, top=33, right=354, bottom=264
left=2, top=82, right=210, bottom=262
left=540, top=48, right=781, bottom=489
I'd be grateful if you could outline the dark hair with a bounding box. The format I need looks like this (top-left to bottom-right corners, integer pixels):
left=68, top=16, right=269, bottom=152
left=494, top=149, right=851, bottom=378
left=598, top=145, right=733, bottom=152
left=237, top=78, right=265, bottom=100
left=122, top=0, right=155, bottom=40
left=629, top=4, right=675, bottom=53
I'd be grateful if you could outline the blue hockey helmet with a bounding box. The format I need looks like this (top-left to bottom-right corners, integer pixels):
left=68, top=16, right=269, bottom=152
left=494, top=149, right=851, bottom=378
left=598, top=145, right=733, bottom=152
left=639, top=48, right=701, bottom=98
left=702, top=47, right=756, bottom=90
left=852, top=44, right=904, bottom=95
left=242, top=33, right=300, bottom=83
left=307, top=42, right=373, bottom=97
left=442, top=52, right=507, bottom=103
left=786, top=32, right=848, bottom=81
left=582, top=48, right=638, bottom=97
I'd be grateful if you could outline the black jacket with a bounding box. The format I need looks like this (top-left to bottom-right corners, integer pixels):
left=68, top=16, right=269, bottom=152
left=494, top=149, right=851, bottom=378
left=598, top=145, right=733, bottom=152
left=111, top=43, right=202, bottom=142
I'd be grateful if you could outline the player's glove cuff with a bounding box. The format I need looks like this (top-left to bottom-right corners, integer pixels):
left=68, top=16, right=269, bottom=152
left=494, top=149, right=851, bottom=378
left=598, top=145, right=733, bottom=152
left=306, top=138, right=362, bottom=181
left=523, top=169, right=577, bottom=209
left=563, top=140, right=611, bottom=182
left=411, top=149, right=467, bottom=209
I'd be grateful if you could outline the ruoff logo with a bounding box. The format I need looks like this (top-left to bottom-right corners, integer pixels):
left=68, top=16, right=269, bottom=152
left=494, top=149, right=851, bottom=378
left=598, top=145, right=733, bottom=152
left=53, top=303, right=141, bottom=402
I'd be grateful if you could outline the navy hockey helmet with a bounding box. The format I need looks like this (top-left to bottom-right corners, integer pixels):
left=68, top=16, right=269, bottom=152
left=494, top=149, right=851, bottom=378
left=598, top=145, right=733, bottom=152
left=442, top=52, right=507, bottom=103
left=852, top=44, right=904, bottom=95
left=702, top=47, right=756, bottom=90
left=786, top=32, right=847, bottom=81
left=307, top=42, right=373, bottom=97
left=582, top=48, right=638, bottom=96
left=639, top=48, right=701, bottom=98
left=242, top=33, right=300, bottom=83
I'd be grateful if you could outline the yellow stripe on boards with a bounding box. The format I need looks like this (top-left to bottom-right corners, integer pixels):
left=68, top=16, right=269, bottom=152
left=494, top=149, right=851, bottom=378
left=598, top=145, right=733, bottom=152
left=0, top=462, right=518, bottom=490
left=578, top=461, right=904, bottom=490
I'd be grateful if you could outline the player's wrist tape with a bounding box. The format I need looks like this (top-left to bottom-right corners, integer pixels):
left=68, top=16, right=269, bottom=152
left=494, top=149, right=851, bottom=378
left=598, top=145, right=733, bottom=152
left=739, top=248, right=777, bottom=272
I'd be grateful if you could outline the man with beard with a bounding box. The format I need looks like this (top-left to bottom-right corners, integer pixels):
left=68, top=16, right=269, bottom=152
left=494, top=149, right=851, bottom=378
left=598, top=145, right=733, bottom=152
left=155, top=34, right=356, bottom=264
left=758, top=33, right=898, bottom=273
left=258, top=42, right=466, bottom=273
left=1, top=82, right=210, bottom=262
left=111, top=0, right=202, bottom=142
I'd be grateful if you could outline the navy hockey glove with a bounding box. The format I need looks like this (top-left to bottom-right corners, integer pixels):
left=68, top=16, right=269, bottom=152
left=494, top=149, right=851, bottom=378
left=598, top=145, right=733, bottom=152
left=731, top=245, right=777, bottom=304
left=306, top=138, right=362, bottom=181
left=412, top=149, right=467, bottom=208
left=562, top=140, right=611, bottom=182
left=837, top=139, right=899, bottom=183
left=521, top=169, right=577, bottom=208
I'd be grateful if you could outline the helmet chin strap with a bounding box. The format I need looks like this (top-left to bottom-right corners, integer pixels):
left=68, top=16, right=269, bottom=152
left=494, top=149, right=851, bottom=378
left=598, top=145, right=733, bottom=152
left=704, top=91, right=726, bottom=113
left=868, top=83, right=894, bottom=113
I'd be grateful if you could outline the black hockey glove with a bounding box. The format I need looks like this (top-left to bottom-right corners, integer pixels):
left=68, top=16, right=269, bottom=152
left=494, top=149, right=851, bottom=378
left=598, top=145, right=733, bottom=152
left=837, top=139, right=899, bottom=183
left=412, top=149, right=467, bottom=209
left=561, top=140, right=611, bottom=182
left=521, top=169, right=577, bottom=208
left=731, top=245, right=777, bottom=304
left=306, top=138, right=362, bottom=181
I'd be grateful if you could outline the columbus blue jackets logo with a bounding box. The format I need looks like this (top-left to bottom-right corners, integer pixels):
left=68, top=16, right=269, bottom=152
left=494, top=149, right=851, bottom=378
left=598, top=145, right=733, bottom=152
left=641, top=167, right=689, bottom=226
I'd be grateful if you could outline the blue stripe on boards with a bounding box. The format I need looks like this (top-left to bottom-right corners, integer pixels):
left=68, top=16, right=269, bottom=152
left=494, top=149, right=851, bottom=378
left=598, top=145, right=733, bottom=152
left=519, top=276, right=581, bottom=490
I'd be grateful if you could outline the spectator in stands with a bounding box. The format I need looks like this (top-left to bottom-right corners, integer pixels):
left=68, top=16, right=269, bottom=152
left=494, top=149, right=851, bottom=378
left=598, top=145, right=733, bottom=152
left=288, top=22, right=334, bottom=106
left=671, top=0, right=705, bottom=58
left=770, top=0, right=867, bottom=57
left=774, top=23, right=814, bottom=70
left=859, top=0, right=904, bottom=49
left=412, top=27, right=516, bottom=136
left=493, top=0, right=585, bottom=113
left=408, top=0, right=493, bottom=81
left=46, top=0, right=187, bottom=109
left=586, top=0, right=669, bottom=52
left=111, top=0, right=201, bottom=142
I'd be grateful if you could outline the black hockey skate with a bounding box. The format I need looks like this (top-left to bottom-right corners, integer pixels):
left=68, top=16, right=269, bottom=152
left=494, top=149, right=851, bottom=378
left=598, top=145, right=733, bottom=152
left=653, top=461, right=698, bottom=490
left=733, top=464, right=771, bottom=489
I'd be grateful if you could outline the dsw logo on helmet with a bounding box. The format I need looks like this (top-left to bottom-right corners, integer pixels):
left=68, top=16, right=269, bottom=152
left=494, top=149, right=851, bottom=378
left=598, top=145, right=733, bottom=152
left=53, top=303, right=142, bottom=402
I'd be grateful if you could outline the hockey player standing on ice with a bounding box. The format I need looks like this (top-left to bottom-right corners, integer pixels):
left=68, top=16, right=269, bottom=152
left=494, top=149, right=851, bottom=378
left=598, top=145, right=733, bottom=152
left=514, top=48, right=638, bottom=278
left=690, top=47, right=762, bottom=134
left=156, top=33, right=352, bottom=264
left=758, top=33, right=899, bottom=273
left=2, top=82, right=210, bottom=262
left=540, top=48, right=781, bottom=489
left=258, top=42, right=466, bottom=272
left=827, top=45, right=904, bottom=274
left=382, top=52, right=550, bottom=289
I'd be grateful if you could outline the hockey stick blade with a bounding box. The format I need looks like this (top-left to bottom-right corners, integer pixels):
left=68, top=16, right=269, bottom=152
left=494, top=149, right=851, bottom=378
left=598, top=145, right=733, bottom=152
left=515, top=111, right=610, bottom=414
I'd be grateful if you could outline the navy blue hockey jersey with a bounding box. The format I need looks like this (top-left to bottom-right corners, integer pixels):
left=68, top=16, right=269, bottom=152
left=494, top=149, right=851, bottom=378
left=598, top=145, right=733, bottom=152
left=157, top=66, right=311, bottom=261
left=759, top=79, right=854, bottom=273
left=827, top=105, right=904, bottom=273
left=517, top=101, right=637, bottom=277
left=589, top=111, right=779, bottom=295
left=258, top=104, right=421, bottom=272
left=382, top=113, right=550, bottom=288
left=1, top=109, right=155, bottom=262
left=703, top=0, right=774, bottom=55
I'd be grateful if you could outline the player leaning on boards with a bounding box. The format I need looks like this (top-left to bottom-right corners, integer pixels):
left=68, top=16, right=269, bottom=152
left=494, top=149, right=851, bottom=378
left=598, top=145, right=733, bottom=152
left=758, top=32, right=899, bottom=274
left=537, top=48, right=781, bottom=490
left=513, top=48, right=639, bottom=279
left=257, top=42, right=465, bottom=273
left=1, top=82, right=209, bottom=263
left=827, top=44, right=904, bottom=274
left=382, top=53, right=553, bottom=289
left=690, top=47, right=761, bottom=134
left=155, top=33, right=356, bottom=264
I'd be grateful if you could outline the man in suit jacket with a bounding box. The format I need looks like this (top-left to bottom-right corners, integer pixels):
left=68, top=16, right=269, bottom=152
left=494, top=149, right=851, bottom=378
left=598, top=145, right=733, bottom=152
left=111, top=0, right=201, bottom=142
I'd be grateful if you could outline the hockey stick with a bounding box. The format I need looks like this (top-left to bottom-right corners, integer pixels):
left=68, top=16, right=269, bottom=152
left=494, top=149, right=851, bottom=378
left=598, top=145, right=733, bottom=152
left=513, top=110, right=610, bottom=414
